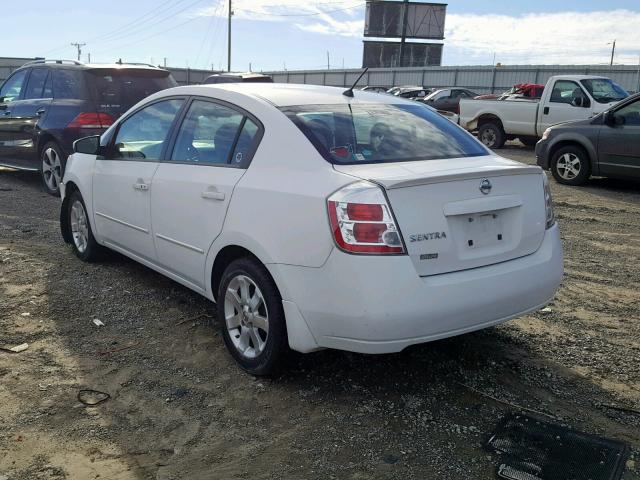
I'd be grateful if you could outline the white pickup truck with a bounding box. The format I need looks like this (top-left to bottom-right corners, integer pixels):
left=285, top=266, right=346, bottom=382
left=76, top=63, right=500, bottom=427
left=459, top=75, right=629, bottom=148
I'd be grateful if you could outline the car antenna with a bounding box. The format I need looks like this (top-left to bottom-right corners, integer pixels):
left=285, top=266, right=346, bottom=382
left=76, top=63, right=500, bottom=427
left=342, top=68, right=369, bottom=98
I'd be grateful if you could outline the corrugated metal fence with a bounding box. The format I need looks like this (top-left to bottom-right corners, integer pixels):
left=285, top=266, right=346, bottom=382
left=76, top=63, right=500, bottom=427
left=3, top=58, right=640, bottom=93
left=265, top=65, right=640, bottom=94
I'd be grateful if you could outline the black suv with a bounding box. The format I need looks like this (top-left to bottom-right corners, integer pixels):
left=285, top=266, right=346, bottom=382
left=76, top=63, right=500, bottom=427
left=0, top=60, right=177, bottom=195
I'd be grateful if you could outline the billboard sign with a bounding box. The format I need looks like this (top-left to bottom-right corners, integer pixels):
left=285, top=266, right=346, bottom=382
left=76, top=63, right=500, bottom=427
left=363, top=41, right=443, bottom=68
left=364, top=1, right=446, bottom=40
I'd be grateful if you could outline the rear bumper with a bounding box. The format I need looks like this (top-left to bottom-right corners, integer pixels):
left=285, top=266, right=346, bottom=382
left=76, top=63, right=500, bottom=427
left=271, top=223, right=563, bottom=354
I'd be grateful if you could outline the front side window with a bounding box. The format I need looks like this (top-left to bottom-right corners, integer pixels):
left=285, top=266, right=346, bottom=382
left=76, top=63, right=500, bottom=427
left=581, top=78, right=628, bottom=104
left=614, top=98, right=640, bottom=126
left=112, top=99, right=183, bottom=160
left=24, top=68, right=49, bottom=99
left=0, top=69, right=28, bottom=103
left=549, top=80, right=586, bottom=105
left=171, top=100, right=257, bottom=165
left=281, top=102, right=488, bottom=165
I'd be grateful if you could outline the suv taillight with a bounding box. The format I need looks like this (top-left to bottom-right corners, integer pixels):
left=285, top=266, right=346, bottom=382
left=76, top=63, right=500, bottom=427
left=327, top=181, right=405, bottom=254
left=67, top=112, right=114, bottom=129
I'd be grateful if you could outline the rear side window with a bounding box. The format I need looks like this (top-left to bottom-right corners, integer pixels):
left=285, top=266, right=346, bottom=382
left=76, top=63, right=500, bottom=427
left=280, top=102, right=487, bottom=165
left=24, top=68, right=49, bottom=99
left=87, top=70, right=177, bottom=107
left=111, top=99, right=184, bottom=160
left=171, top=99, right=260, bottom=166
left=52, top=69, right=87, bottom=99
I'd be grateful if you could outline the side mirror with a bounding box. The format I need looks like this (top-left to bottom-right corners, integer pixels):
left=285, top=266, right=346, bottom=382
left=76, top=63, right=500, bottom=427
left=73, top=135, right=101, bottom=155
left=604, top=111, right=625, bottom=127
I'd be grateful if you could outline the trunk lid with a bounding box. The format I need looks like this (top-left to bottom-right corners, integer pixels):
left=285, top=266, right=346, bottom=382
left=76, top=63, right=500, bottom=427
left=334, top=157, right=547, bottom=276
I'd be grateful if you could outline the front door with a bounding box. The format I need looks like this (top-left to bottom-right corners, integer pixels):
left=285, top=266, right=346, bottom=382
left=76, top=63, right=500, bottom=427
left=0, top=69, right=29, bottom=167
left=9, top=67, right=53, bottom=169
left=150, top=98, right=262, bottom=289
left=598, top=97, right=640, bottom=178
left=93, top=97, right=184, bottom=262
left=539, top=79, right=592, bottom=132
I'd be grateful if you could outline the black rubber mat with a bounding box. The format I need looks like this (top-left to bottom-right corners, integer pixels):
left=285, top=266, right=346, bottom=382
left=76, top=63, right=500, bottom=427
left=487, top=414, right=629, bottom=480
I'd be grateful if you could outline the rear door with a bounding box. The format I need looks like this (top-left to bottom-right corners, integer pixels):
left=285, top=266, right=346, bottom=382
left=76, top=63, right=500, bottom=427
left=150, top=98, right=262, bottom=289
left=598, top=97, right=640, bottom=178
left=9, top=67, right=53, bottom=168
left=539, top=79, right=591, bottom=132
left=93, top=97, right=184, bottom=262
left=0, top=69, right=29, bottom=167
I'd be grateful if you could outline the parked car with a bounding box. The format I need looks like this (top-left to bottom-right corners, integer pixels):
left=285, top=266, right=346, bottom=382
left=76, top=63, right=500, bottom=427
left=359, top=86, right=388, bottom=94
left=387, top=86, right=432, bottom=100
left=60, top=83, right=563, bottom=375
left=0, top=59, right=177, bottom=195
left=536, top=92, right=640, bottom=185
left=203, top=72, right=272, bottom=84
left=459, top=75, right=629, bottom=148
left=422, top=88, right=479, bottom=113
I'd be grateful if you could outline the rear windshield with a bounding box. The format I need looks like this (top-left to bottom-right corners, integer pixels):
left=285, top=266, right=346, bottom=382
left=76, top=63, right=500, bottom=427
left=87, top=69, right=177, bottom=107
left=280, top=102, right=488, bottom=164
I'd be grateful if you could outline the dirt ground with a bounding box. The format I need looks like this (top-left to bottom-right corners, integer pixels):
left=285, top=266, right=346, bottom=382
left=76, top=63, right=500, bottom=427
left=1, top=144, right=639, bottom=480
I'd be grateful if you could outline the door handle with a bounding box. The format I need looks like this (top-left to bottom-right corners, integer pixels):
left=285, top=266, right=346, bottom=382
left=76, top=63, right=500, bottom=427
left=201, top=188, right=225, bottom=201
left=133, top=182, right=149, bottom=191
left=36, top=108, right=46, bottom=116
left=543, top=106, right=550, bottom=115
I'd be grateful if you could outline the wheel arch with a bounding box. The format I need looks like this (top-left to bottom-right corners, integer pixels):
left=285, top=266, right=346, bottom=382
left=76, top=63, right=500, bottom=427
left=477, top=114, right=505, bottom=131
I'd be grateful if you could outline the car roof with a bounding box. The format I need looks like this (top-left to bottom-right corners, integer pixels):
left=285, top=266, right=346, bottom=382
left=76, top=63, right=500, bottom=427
left=164, top=83, right=421, bottom=107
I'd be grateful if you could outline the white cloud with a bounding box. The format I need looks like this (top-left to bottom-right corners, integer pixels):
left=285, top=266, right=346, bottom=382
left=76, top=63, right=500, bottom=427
left=445, top=10, right=640, bottom=65
left=195, top=4, right=640, bottom=65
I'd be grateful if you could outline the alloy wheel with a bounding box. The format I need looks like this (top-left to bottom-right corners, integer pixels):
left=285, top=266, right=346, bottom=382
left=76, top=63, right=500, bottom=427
left=70, top=200, right=89, bottom=253
left=42, top=147, right=62, bottom=192
left=224, top=275, right=269, bottom=359
left=556, top=153, right=581, bottom=180
left=480, top=129, right=497, bottom=147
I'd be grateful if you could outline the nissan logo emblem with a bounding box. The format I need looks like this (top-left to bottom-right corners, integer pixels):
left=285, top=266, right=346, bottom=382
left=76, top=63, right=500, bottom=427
left=479, top=178, right=492, bottom=195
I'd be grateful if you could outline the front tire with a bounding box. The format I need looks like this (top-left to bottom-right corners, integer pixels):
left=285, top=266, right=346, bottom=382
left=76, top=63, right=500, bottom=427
left=40, top=141, right=66, bottom=196
left=67, top=191, right=103, bottom=262
left=478, top=122, right=506, bottom=149
left=551, top=145, right=590, bottom=185
left=218, top=257, right=289, bottom=376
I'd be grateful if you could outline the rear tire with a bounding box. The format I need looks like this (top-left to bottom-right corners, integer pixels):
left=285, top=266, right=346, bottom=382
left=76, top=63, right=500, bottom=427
left=67, top=190, right=103, bottom=262
left=519, top=137, right=538, bottom=148
left=478, top=122, right=506, bottom=149
left=218, top=257, right=289, bottom=376
left=550, top=145, right=590, bottom=186
left=40, top=141, right=66, bottom=196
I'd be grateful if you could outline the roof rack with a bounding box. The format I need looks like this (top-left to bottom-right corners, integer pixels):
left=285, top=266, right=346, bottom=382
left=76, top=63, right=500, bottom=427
left=22, top=59, right=84, bottom=67
left=114, top=59, right=161, bottom=69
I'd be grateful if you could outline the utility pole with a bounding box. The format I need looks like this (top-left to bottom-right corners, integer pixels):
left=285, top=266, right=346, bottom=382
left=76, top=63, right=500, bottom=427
left=71, top=42, right=86, bottom=62
left=87, top=53, right=91, bottom=63
left=610, top=39, right=616, bottom=66
left=227, top=0, right=233, bottom=72
left=327, top=51, right=330, bottom=70
left=398, top=0, right=409, bottom=67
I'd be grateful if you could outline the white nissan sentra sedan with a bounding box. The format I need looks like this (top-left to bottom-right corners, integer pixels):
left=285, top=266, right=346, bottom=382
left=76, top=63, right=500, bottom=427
left=60, top=83, right=563, bottom=375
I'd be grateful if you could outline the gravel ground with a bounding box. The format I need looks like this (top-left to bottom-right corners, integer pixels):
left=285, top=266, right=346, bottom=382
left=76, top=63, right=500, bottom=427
left=1, top=144, right=639, bottom=479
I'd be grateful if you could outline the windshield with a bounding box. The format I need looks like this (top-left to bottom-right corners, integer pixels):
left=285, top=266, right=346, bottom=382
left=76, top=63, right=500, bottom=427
left=280, top=102, right=488, bottom=165
left=580, top=78, right=628, bottom=104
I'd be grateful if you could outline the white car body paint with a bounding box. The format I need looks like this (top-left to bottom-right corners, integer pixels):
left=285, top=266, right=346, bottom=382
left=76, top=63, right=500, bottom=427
left=62, top=83, right=563, bottom=355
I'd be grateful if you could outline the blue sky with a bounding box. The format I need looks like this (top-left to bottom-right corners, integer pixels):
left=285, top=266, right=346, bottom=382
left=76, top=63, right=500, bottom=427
left=3, top=1, right=640, bottom=71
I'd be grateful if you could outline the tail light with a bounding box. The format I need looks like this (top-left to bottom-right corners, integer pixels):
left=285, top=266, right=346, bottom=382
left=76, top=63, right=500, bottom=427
left=67, top=112, right=114, bottom=129
left=327, top=181, right=405, bottom=254
left=543, top=174, right=555, bottom=229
